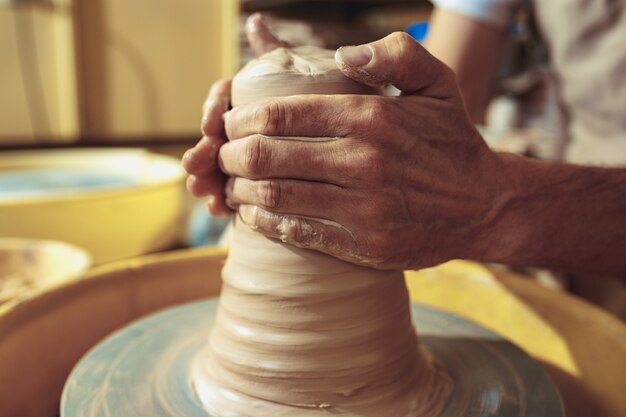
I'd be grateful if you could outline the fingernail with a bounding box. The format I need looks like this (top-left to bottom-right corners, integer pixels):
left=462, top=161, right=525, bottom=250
left=246, top=13, right=264, bottom=33
left=338, top=45, right=373, bottom=67
left=225, top=177, right=235, bottom=195
left=182, top=148, right=193, bottom=164
left=239, top=204, right=257, bottom=225
left=185, top=174, right=195, bottom=190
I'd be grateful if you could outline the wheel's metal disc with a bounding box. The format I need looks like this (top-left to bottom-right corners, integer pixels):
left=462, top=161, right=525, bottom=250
left=61, top=299, right=563, bottom=417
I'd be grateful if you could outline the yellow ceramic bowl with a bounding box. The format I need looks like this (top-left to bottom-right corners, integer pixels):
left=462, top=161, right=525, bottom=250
left=0, top=148, right=186, bottom=264
left=0, top=238, right=92, bottom=305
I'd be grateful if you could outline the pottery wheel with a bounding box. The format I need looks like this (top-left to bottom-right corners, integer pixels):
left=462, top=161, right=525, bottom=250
left=61, top=298, right=563, bottom=417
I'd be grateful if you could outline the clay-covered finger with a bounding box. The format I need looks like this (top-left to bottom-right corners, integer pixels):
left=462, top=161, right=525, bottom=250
left=238, top=204, right=378, bottom=265
left=218, top=134, right=361, bottom=184
left=186, top=171, right=227, bottom=198
left=202, top=78, right=232, bottom=137
left=245, top=13, right=291, bottom=57
left=224, top=95, right=370, bottom=140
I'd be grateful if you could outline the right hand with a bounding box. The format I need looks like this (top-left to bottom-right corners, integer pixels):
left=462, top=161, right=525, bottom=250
left=217, top=32, right=499, bottom=270
left=182, top=13, right=290, bottom=215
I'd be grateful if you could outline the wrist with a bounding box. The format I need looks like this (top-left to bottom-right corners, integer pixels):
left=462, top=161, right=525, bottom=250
left=470, top=152, right=550, bottom=266
left=463, top=151, right=626, bottom=275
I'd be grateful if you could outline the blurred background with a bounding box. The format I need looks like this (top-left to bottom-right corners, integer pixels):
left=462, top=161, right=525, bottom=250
left=0, top=0, right=445, bottom=147
left=0, top=0, right=623, bottom=318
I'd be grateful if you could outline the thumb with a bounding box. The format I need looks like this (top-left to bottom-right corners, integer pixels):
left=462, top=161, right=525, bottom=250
left=335, top=32, right=457, bottom=100
left=246, top=13, right=292, bottom=57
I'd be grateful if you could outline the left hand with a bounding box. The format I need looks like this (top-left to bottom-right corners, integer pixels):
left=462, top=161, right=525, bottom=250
left=220, top=32, right=503, bottom=270
left=182, top=13, right=291, bottom=216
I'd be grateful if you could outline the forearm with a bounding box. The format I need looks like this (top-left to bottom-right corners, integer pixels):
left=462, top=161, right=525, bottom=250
left=477, top=154, right=626, bottom=276
left=425, top=8, right=507, bottom=123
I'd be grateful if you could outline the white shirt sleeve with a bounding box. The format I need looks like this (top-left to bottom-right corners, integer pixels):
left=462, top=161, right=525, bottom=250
left=430, top=0, right=524, bottom=28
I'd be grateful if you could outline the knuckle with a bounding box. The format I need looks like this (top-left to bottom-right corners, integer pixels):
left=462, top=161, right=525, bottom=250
left=363, top=99, right=387, bottom=125
left=243, top=136, right=271, bottom=178
left=257, top=99, right=287, bottom=135
left=389, top=31, right=414, bottom=48
left=257, top=180, right=282, bottom=209
left=359, top=147, right=388, bottom=183
left=361, top=98, right=393, bottom=133
left=327, top=145, right=359, bottom=185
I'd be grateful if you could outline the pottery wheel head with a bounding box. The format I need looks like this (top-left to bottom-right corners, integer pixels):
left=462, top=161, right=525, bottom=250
left=231, top=45, right=382, bottom=107
left=61, top=300, right=564, bottom=417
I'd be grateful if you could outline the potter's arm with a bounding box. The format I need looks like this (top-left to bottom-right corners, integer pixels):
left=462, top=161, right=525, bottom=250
left=183, top=18, right=625, bottom=276
left=215, top=32, right=626, bottom=276
left=221, top=133, right=626, bottom=276
left=479, top=154, right=626, bottom=276
left=425, top=8, right=508, bottom=124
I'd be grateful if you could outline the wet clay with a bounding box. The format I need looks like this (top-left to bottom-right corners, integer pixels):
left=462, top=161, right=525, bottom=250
left=231, top=45, right=379, bottom=104
left=192, top=46, right=453, bottom=416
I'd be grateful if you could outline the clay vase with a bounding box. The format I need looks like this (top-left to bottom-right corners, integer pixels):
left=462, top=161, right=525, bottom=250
left=190, top=46, right=452, bottom=417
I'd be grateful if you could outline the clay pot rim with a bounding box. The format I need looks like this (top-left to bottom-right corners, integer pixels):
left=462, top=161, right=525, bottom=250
left=0, top=148, right=185, bottom=207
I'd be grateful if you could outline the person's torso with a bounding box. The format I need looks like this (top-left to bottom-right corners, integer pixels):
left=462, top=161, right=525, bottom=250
left=533, top=0, right=626, bottom=166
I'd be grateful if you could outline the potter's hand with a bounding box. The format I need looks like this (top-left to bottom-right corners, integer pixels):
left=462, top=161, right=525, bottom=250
left=182, top=13, right=290, bottom=215
left=221, top=32, right=502, bottom=270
